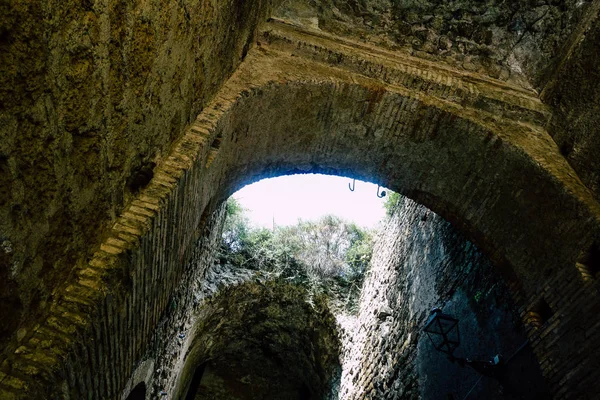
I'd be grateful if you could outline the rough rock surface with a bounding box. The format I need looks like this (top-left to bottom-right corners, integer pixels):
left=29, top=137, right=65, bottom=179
left=541, top=3, right=600, bottom=199
left=172, top=280, right=341, bottom=400
left=0, top=0, right=279, bottom=353
left=275, top=0, right=593, bottom=86
left=337, top=197, right=548, bottom=399
left=2, top=2, right=600, bottom=398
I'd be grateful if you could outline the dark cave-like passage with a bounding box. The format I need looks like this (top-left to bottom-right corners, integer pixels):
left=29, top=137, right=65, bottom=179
left=174, top=281, right=341, bottom=400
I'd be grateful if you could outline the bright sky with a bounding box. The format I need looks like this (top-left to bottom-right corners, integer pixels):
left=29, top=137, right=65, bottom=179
left=232, top=174, right=388, bottom=229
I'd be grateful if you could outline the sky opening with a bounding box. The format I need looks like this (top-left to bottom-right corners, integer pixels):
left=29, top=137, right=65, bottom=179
left=232, top=174, right=388, bottom=229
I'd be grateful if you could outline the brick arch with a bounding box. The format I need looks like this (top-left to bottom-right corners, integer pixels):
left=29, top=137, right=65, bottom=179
left=172, top=281, right=340, bottom=400
left=202, top=78, right=600, bottom=290
left=196, top=76, right=600, bottom=397
left=3, top=24, right=600, bottom=398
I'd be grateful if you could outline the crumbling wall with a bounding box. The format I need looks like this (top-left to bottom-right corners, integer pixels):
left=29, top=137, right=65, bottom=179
left=338, top=197, right=548, bottom=399
left=0, top=0, right=279, bottom=353
left=119, top=207, right=233, bottom=399
left=172, top=280, right=340, bottom=400
left=541, top=3, right=600, bottom=199
left=275, top=0, right=592, bottom=86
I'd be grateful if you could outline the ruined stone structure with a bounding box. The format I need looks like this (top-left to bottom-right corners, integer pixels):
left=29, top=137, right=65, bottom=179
left=1, top=0, right=600, bottom=398
left=338, top=197, right=548, bottom=400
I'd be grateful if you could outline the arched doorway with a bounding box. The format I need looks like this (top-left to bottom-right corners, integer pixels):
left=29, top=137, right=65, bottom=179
left=125, top=382, right=146, bottom=400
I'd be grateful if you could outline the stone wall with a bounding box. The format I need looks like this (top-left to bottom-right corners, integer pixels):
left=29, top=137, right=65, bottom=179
left=541, top=2, right=600, bottom=199
left=275, top=0, right=593, bottom=86
left=338, top=197, right=548, bottom=400
left=171, top=280, right=340, bottom=400
left=0, top=0, right=280, bottom=353
left=0, top=122, right=230, bottom=399
left=1, top=16, right=600, bottom=399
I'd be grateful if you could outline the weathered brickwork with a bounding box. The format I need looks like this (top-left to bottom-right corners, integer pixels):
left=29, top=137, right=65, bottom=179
left=120, top=210, right=230, bottom=399
left=541, top=2, right=600, bottom=200
left=169, top=280, right=340, bottom=400
left=338, top=197, right=547, bottom=399
left=275, top=0, right=593, bottom=86
left=516, top=257, right=600, bottom=398
left=0, top=0, right=281, bottom=355
left=0, top=97, right=232, bottom=397
left=261, top=20, right=550, bottom=127
left=1, top=14, right=600, bottom=400
left=119, top=258, right=271, bottom=398
left=0, top=197, right=225, bottom=399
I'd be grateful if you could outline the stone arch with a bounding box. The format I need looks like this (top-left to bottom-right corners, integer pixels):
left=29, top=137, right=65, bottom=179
left=124, top=382, right=146, bottom=400
left=172, top=281, right=341, bottom=400
left=194, top=74, right=600, bottom=292
left=3, top=25, right=600, bottom=398
left=121, top=359, right=154, bottom=400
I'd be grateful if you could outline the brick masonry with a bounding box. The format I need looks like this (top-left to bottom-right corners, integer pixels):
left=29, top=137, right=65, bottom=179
left=0, top=0, right=283, bottom=362
left=168, top=278, right=340, bottom=400
left=1, top=19, right=600, bottom=399
left=338, top=197, right=548, bottom=399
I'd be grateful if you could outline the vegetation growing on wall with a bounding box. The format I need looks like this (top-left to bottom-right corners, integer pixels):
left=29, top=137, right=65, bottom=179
left=219, top=198, right=374, bottom=313
left=383, top=190, right=402, bottom=217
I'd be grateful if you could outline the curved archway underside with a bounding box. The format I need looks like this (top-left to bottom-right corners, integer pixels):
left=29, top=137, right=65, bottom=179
left=2, top=19, right=600, bottom=399
left=172, top=281, right=340, bottom=400
left=208, top=19, right=600, bottom=283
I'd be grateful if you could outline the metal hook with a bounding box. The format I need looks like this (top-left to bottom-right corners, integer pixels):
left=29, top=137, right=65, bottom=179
left=349, top=179, right=356, bottom=192
left=377, top=185, right=386, bottom=198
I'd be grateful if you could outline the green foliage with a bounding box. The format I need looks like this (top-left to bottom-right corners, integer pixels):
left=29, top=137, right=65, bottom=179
left=219, top=198, right=376, bottom=313
left=383, top=190, right=402, bottom=217
left=225, top=196, right=244, bottom=217
left=222, top=197, right=251, bottom=253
